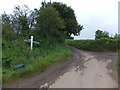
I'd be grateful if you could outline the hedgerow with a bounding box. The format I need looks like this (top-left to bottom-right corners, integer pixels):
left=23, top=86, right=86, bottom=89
left=66, top=38, right=118, bottom=52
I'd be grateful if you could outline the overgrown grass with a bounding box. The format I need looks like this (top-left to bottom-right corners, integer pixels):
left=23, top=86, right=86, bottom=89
left=66, top=38, right=118, bottom=52
left=2, top=38, right=72, bottom=83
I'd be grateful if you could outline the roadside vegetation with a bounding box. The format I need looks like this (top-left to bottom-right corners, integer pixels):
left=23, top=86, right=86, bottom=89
left=3, top=39, right=72, bottom=82
left=66, top=38, right=118, bottom=52
left=2, top=2, right=83, bottom=83
left=67, top=30, right=119, bottom=52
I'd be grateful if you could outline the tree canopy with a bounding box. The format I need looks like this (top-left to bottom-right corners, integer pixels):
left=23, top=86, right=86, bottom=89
left=2, top=2, right=84, bottom=44
left=44, top=2, right=84, bottom=38
left=95, top=30, right=109, bottom=39
left=36, top=6, right=65, bottom=43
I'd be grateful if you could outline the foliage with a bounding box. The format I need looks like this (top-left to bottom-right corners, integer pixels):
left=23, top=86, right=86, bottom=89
left=66, top=38, right=118, bottom=52
left=2, top=3, right=84, bottom=42
left=113, top=33, right=120, bottom=39
left=2, top=37, right=72, bottom=83
left=11, top=5, right=31, bottom=34
left=2, top=5, right=37, bottom=38
left=2, top=56, right=12, bottom=67
left=95, top=30, right=109, bottom=39
left=36, top=6, right=65, bottom=43
left=45, top=2, right=84, bottom=38
left=2, top=2, right=82, bottom=83
left=2, top=13, right=12, bottom=40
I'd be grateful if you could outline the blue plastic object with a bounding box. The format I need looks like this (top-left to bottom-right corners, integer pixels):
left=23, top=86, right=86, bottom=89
left=15, top=64, right=24, bottom=69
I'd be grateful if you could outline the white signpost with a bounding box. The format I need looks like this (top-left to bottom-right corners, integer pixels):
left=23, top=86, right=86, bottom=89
left=24, top=36, right=39, bottom=50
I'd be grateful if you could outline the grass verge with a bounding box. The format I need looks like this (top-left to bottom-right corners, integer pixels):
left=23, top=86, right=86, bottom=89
left=2, top=38, right=72, bottom=83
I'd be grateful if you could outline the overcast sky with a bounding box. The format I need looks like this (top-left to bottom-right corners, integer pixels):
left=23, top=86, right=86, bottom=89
left=0, top=0, right=119, bottom=39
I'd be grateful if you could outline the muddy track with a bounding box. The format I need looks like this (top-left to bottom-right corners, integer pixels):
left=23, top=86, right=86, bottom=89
left=2, top=46, right=118, bottom=88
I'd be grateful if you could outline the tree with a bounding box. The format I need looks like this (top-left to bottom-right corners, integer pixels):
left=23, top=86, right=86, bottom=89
left=44, top=2, right=83, bottom=38
left=28, top=9, right=37, bottom=30
left=2, top=13, right=12, bottom=40
left=95, top=30, right=109, bottom=39
left=36, top=6, right=65, bottom=43
left=114, top=33, right=120, bottom=39
left=11, top=5, right=30, bottom=34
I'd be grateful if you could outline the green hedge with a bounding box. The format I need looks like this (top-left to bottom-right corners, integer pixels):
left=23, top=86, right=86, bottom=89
left=66, top=38, right=118, bottom=52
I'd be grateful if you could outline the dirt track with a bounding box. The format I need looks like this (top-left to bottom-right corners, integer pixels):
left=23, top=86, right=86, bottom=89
left=3, top=46, right=118, bottom=88
left=49, top=47, right=118, bottom=88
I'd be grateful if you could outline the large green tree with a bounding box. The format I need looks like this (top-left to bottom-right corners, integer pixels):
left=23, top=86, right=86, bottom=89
left=36, top=6, right=65, bottom=43
left=44, top=2, right=84, bottom=38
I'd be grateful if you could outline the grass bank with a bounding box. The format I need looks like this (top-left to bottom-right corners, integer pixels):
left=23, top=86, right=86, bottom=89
left=2, top=38, right=72, bottom=83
